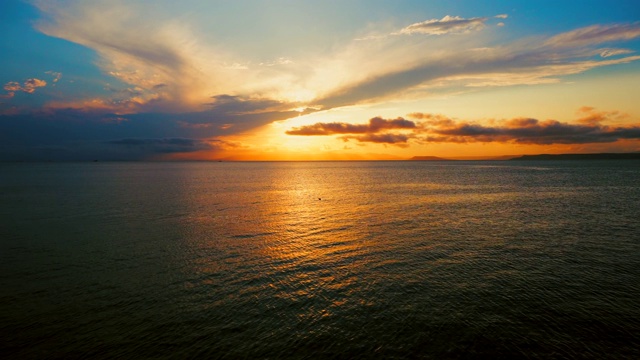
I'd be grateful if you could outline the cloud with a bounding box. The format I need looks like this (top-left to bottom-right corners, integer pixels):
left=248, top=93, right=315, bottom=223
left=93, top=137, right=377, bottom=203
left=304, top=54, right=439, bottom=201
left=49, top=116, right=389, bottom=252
left=312, top=23, right=640, bottom=109
left=259, top=57, right=294, bottom=67
left=285, top=116, right=417, bottom=147
left=0, top=90, right=305, bottom=161
left=2, top=78, right=47, bottom=98
left=4, top=82, right=22, bottom=92
left=545, top=23, right=640, bottom=48
left=10, top=3, right=640, bottom=160
left=286, top=110, right=640, bottom=146
left=29, top=1, right=316, bottom=114
left=396, top=15, right=489, bottom=35
left=31, top=0, right=243, bottom=113
left=104, top=137, right=239, bottom=160
left=107, top=137, right=214, bottom=153
left=285, top=117, right=415, bottom=135
left=45, top=71, right=62, bottom=83
left=575, top=106, right=629, bottom=125
left=28, top=2, right=640, bottom=122
left=411, top=112, right=640, bottom=144
left=207, top=94, right=299, bottom=115
left=599, top=48, right=634, bottom=58
left=22, top=79, right=47, bottom=93
left=339, top=133, right=412, bottom=146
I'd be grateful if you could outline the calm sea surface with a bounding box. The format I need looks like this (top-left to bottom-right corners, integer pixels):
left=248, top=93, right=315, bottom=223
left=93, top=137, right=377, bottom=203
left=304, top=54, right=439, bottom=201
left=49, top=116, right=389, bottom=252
left=1, top=161, right=639, bottom=358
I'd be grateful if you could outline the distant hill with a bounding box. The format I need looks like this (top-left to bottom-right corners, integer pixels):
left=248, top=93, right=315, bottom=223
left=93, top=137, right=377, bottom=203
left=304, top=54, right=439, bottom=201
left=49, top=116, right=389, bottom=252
left=410, top=156, right=452, bottom=161
left=511, top=153, right=640, bottom=161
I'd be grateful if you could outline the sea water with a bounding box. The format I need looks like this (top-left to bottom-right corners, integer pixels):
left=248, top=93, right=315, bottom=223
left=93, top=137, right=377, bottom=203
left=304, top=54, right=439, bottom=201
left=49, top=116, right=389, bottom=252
left=1, top=161, right=639, bottom=358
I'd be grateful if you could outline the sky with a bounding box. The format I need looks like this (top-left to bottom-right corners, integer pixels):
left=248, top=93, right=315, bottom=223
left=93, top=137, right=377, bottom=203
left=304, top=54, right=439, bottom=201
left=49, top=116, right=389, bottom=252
left=1, top=0, right=640, bottom=161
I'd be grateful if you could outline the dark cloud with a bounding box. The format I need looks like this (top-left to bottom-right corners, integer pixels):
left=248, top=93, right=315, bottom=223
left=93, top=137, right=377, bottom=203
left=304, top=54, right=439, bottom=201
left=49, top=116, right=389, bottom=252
left=286, top=117, right=415, bottom=135
left=0, top=94, right=302, bottom=161
left=107, top=137, right=214, bottom=153
left=285, top=111, right=640, bottom=147
left=286, top=116, right=416, bottom=147
left=208, top=94, right=289, bottom=114
left=207, top=94, right=318, bottom=117
left=340, top=133, right=412, bottom=146
left=414, top=113, right=640, bottom=145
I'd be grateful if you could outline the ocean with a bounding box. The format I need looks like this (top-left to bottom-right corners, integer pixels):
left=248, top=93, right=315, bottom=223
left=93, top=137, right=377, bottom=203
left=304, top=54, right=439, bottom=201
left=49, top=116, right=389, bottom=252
left=1, top=160, right=639, bottom=358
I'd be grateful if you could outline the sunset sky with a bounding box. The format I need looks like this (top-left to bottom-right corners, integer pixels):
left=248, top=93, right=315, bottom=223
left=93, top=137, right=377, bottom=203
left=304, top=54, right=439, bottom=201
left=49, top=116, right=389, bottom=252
left=2, top=0, right=640, bottom=160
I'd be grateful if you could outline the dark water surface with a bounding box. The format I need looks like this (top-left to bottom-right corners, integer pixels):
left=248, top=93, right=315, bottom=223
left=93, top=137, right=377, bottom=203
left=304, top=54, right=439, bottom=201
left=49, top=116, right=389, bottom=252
left=1, top=161, right=639, bottom=358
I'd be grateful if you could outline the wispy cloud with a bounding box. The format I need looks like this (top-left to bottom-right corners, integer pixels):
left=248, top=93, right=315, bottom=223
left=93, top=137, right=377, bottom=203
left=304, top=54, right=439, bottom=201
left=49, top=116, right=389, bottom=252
left=545, top=23, right=640, bottom=48
left=395, top=15, right=489, bottom=36
left=29, top=1, right=640, bottom=120
left=599, top=48, right=634, bottom=58
left=208, top=94, right=301, bottom=115
left=30, top=1, right=317, bottom=114
left=45, top=71, right=62, bottom=83
left=31, top=0, right=247, bottom=113
left=312, top=23, right=640, bottom=109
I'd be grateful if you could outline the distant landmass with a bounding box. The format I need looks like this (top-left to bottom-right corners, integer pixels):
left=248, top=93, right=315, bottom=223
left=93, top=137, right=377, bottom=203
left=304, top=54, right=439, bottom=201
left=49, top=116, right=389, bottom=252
left=410, top=156, right=453, bottom=161
left=511, top=153, right=640, bottom=161
left=410, top=153, right=640, bottom=161
left=410, top=155, right=519, bottom=160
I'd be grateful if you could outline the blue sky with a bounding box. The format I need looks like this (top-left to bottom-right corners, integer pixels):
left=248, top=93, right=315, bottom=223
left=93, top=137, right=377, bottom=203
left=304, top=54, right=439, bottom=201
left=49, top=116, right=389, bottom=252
left=1, top=0, right=640, bottom=160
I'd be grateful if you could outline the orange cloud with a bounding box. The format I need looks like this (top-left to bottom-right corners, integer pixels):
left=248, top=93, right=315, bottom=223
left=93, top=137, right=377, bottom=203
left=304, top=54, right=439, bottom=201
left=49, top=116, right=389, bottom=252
left=2, top=78, right=47, bottom=98
left=286, top=117, right=415, bottom=135
left=339, top=133, right=412, bottom=146
left=286, top=110, right=640, bottom=146
left=575, top=106, right=629, bottom=125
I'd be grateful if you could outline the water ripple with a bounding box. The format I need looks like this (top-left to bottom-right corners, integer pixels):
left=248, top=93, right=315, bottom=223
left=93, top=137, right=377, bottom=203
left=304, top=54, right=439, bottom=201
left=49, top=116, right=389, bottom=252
left=2, top=161, right=640, bottom=358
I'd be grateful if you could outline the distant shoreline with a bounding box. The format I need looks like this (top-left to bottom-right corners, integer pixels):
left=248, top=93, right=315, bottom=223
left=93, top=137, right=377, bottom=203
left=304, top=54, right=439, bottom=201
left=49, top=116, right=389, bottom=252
left=509, top=153, right=640, bottom=161
left=410, top=153, right=640, bottom=161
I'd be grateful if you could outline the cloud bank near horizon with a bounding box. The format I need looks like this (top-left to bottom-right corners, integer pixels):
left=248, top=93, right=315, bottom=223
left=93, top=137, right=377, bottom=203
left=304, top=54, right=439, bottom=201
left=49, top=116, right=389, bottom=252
left=286, top=108, right=640, bottom=147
